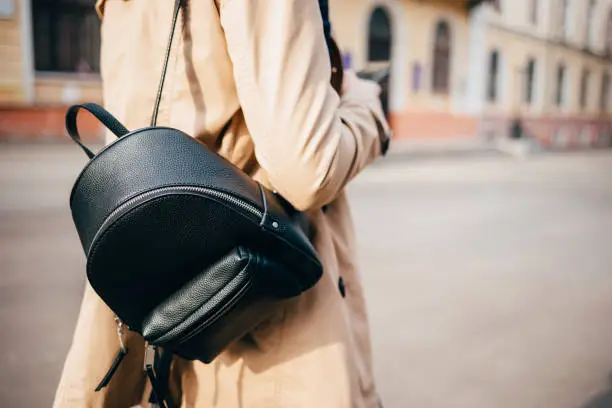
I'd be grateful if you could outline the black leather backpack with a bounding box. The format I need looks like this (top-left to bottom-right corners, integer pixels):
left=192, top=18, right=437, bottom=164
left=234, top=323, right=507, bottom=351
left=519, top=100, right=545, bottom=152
left=66, top=1, right=328, bottom=406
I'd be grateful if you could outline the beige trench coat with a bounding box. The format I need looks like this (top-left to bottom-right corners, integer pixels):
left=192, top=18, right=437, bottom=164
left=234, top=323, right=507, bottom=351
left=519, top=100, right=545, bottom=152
left=53, top=1, right=389, bottom=407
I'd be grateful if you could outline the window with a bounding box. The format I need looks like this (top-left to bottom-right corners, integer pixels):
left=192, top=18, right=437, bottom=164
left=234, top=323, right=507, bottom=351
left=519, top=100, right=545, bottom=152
left=432, top=20, right=452, bottom=94
left=606, top=10, right=612, bottom=56
left=525, top=58, right=536, bottom=104
left=586, top=0, right=597, bottom=46
left=530, top=0, right=538, bottom=24
left=580, top=68, right=590, bottom=109
left=555, top=63, right=566, bottom=107
left=32, top=0, right=101, bottom=73
left=487, top=50, right=500, bottom=102
left=367, top=7, right=392, bottom=62
left=601, top=72, right=610, bottom=111
left=412, top=63, right=422, bottom=92
left=560, top=0, right=570, bottom=38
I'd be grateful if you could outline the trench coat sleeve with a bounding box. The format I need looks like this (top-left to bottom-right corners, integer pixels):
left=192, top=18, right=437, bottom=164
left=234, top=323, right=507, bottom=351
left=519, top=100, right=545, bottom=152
left=219, top=0, right=389, bottom=211
left=53, top=283, right=146, bottom=408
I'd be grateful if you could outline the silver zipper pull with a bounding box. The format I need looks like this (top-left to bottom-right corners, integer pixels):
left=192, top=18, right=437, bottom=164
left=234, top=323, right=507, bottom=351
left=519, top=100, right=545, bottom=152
left=144, top=343, right=156, bottom=371
left=114, top=316, right=127, bottom=352
left=95, top=316, right=129, bottom=392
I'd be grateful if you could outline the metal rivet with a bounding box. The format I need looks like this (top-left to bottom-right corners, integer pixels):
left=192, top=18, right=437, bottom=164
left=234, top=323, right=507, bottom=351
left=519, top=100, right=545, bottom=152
left=272, top=221, right=279, bottom=228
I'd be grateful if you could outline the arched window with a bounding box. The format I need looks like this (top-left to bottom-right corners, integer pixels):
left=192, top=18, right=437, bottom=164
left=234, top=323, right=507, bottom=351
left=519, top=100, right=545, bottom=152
left=487, top=50, right=500, bottom=102
left=432, top=20, right=452, bottom=94
left=580, top=68, right=590, bottom=109
left=601, top=72, right=610, bottom=111
left=555, top=63, right=566, bottom=107
left=525, top=58, right=536, bottom=104
left=367, top=7, right=392, bottom=62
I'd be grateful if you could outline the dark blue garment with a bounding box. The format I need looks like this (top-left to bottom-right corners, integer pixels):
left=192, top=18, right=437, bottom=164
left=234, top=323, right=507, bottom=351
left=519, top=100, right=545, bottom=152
left=318, top=0, right=333, bottom=59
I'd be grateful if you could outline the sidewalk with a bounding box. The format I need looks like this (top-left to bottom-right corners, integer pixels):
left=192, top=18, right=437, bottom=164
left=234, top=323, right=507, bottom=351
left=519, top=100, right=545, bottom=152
left=2, top=135, right=608, bottom=167
left=381, top=137, right=504, bottom=162
left=380, top=135, right=611, bottom=162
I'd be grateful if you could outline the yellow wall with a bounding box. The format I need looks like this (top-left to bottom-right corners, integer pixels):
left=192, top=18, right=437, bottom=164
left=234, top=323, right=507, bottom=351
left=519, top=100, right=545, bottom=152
left=331, top=0, right=612, bottom=119
left=540, top=46, right=612, bottom=118
left=402, top=0, right=469, bottom=112
left=35, top=75, right=103, bottom=106
left=0, top=0, right=25, bottom=104
left=331, top=0, right=471, bottom=114
left=0, top=0, right=103, bottom=107
left=482, top=0, right=612, bottom=120
left=329, top=0, right=368, bottom=66
left=482, top=26, right=549, bottom=117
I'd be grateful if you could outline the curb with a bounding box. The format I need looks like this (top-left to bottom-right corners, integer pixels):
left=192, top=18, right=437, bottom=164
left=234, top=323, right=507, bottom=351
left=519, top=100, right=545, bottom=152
left=377, top=138, right=506, bottom=163
left=377, top=137, right=612, bottom=163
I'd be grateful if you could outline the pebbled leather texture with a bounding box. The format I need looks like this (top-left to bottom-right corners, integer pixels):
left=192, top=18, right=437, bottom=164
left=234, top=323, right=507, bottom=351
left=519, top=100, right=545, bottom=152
left=142, top=247, right=255, bottom=342
left=69, top=109, right=323, bottom=363
left=71, top=127, right=265, bottom=252
left=140, top=246, right=296, bottom=363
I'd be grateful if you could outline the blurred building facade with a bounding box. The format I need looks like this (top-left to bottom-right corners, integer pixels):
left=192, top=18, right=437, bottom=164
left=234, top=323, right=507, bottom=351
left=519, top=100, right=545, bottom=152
left=0, top=0, right=103, bottom=141
left=331, top=0, right=489, bottom=140
left=472, top=0, right=612, bottom=148
left=0, top=0, right=610, bottom=147
left=332, top=0, right=612, bottom=146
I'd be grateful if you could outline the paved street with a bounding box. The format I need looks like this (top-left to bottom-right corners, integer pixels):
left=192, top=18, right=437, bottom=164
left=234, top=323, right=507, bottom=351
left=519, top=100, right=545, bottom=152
left=1, top=144, right=612, bottom=407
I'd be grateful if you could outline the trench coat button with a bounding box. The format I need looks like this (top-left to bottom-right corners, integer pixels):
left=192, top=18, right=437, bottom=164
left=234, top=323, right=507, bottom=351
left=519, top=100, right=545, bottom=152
left=338, top=276, right=346, bottom=298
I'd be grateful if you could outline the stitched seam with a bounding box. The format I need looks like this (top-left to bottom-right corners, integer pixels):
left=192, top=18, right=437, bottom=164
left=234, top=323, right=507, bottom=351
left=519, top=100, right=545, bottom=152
left=174, top=275, right=254, bottom=344
left=153, top=258, right=253, bottom=343
left=84, top=184, right=263, bottom=252
left=86, top=194, right=257, bottom=327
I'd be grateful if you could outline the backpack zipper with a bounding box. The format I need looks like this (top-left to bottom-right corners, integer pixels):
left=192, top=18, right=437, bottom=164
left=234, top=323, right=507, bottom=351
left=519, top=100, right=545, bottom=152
left=174, top=277, right=253, bottom=345
left=88, top=186, right=263, bottom=256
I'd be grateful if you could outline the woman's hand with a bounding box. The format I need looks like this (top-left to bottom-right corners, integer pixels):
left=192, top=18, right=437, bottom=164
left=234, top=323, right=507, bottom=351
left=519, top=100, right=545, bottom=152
left=340, top=70, right=391, bottom=155
left=341, top=70, right=382, bottom=100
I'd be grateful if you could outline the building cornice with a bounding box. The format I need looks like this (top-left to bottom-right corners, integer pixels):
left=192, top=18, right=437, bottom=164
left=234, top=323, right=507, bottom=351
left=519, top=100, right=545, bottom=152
left=487, top=22, right=612, bottom=64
